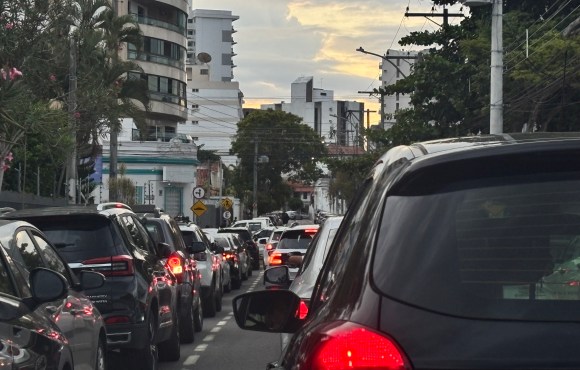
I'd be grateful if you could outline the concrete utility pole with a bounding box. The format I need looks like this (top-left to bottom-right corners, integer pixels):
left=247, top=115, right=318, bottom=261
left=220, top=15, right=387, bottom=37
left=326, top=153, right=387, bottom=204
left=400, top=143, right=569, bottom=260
left=252, top=140, right=258, bottom=218
left=405, top=6, right=464, bottom=27
left=489, top=0, right=503, bottom=134
left=67, top=36, right=78, bottom=204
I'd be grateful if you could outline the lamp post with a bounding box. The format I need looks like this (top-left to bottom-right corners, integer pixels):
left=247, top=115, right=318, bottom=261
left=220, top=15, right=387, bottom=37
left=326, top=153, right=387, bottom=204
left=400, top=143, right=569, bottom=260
left=460, top=0, right=503, bottom=134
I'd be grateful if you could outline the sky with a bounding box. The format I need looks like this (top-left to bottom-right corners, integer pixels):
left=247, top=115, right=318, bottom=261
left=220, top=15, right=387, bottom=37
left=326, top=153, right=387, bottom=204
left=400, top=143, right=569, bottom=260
left=192, top=0, right=466, bottom=126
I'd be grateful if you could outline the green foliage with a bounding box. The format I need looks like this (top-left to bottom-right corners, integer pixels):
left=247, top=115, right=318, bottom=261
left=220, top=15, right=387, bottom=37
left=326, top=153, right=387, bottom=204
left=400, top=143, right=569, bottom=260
left=287, top=197, right=304, bottom=211
left=231, top=109, right=327, bottom=213
left=108, top=164, right=135, bottom=205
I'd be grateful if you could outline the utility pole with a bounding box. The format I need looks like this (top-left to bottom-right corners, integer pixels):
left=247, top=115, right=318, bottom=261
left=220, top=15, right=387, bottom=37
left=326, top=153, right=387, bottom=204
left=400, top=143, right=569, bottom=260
left=359, top=90, right=381, bottom=127
left=252, top=140, right=258, bottom=218
left=405, top=6, right=464, bottom=27
left=489, top=0, right=503, bottom=134
left=67, top=36, right=78, bottom=205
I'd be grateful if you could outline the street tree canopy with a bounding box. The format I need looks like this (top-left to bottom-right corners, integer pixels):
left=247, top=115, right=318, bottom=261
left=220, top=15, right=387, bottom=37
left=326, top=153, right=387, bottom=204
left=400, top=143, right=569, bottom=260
left=231, top=109, right=327, bottom=214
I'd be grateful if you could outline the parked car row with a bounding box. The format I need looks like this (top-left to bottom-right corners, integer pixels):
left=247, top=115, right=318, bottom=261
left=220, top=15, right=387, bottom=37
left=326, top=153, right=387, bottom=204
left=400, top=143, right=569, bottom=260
left=233, top=133, right=580, bottom=370
left=0, top=201, right=260, bottom=370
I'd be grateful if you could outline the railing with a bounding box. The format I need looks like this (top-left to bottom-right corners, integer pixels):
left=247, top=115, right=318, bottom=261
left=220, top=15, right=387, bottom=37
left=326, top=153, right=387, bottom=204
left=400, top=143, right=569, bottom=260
left=127, top=50, right=184, bottom=69
left=130, top=14, right=186, bottom=36
left=131, top=129, right=194, bottom=143
left=149, top=91, right=186, bottom=106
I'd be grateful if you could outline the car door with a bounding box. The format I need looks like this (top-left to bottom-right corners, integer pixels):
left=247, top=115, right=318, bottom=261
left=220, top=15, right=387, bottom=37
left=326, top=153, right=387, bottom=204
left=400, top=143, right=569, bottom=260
left=9, top=227, right=94, bottom=369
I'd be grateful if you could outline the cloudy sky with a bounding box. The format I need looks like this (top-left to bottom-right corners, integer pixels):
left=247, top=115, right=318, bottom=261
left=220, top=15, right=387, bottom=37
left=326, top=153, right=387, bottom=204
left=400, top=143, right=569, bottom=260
left=192, top=0, right=466, bottom=125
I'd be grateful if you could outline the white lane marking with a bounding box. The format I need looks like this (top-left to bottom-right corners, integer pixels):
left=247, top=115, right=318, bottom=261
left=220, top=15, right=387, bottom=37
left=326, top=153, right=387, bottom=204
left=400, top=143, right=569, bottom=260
left=183, top=355, right=200, bottom=365
left=210, top=327, right=221, bottom=333
left=203, top=334, right=215, bottom=342
left=217, top=320, right=228, bottom=326
left=195, top=344, right=208, bottom=351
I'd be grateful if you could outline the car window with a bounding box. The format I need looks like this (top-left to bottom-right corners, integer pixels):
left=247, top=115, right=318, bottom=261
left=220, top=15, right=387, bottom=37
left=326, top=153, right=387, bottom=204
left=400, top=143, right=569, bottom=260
left=32, top=232, right=68, bottom=277
left=373, top=168, right=580, bottom=322
left=39, top=216, right=119, bottom=263
left=120, top=214, right=156, bottom=255
left=12, top=230, right=44, bottom=281
left=0, top=254, right=16, bottom=297
left=145, top=223, right=163, bottom=245
left=278, top=230, right=316, bottom=250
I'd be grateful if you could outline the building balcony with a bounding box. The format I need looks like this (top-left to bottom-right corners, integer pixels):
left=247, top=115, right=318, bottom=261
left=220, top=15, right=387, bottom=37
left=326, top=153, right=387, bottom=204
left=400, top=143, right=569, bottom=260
left=130, top=14, right=186, bottom=36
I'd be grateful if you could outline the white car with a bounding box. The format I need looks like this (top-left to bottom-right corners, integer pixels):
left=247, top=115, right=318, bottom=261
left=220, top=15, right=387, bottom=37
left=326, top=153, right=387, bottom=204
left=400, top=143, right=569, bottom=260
left=260, top=227, right=287, bottom=269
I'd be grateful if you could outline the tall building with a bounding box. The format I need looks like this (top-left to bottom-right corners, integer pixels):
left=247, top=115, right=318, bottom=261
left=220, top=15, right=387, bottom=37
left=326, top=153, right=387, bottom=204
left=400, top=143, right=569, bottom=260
left=380, top=49, right=424, bottom=129
left=94, top=0, right=198, bottom=218
left=184, top=9, right=243, bottom=167
left=261, top=76, right=364, bottom=148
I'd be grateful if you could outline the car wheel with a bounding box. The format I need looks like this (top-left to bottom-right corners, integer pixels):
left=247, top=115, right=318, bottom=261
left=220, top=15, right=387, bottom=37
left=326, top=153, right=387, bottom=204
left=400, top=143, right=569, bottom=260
left=224, top=276, right=232, bottom=293
left=95, top=337, right=106, bottom=370
left=128, top=311, right=158, bottom=370
left=158, top=312, right=180, bottom=362
left=180, top=297, right=195, bottom=344
left=194, top=296, right=203, bottom=333
left=204, top=286, right=217, bottom=317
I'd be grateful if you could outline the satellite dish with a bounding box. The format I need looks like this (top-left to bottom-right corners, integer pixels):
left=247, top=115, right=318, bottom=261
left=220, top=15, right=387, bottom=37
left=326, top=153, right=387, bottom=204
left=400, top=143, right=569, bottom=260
left=197, top=52, right=212, bottom=63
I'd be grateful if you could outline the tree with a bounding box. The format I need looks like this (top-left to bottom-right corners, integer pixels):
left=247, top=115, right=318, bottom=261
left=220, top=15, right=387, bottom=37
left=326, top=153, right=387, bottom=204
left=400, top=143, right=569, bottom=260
left=231, top=109, right=327, bottom=214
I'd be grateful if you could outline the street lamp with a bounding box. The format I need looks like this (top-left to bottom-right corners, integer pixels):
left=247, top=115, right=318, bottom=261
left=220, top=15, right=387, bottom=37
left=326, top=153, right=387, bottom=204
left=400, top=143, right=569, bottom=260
left=460, top=0, right=503, bottom=134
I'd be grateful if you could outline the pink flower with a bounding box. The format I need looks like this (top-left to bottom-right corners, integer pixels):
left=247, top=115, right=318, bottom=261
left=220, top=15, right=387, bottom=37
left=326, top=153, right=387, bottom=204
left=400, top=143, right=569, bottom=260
left=8, top=67, right=22, bottom=80
left=5, top=152, right=13, bottom=162
left=5, top=23, right=14, bottom=30
left=49, top=74, right=56, bottom=81
left=74, top=112, right=81, bottom=119
left=1, top=164, right=9, bottom=172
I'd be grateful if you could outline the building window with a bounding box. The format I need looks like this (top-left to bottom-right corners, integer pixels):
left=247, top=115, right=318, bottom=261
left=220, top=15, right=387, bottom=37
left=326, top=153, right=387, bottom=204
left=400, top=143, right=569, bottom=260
left=200, top=69, right=208, bottom=75
left=191, top=104, right=199, bottom=109
left=221, top=53, right=232, bottom=66
left=302, top=192, right=308, bottom=200
left=187, top=19, right=193, bottom=23
left=396, top=93, right=400, bottom=101
left=192, top=88, right=199, bottom=92
left=187, top=30, right=193, bottom=36
left=396, top=103, right=400, bottom=111
left=191, top=120, right=199, bottom=125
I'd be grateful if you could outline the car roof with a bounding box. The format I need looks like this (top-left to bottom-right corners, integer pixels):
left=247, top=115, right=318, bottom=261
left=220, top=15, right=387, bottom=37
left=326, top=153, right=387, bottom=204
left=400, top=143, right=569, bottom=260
left=0, top=204, right=133, bottom=219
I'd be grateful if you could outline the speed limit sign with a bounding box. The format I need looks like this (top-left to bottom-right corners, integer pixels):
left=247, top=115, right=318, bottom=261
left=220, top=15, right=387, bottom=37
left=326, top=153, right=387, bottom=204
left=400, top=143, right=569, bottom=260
left=223, top=211, right=231, bottom=220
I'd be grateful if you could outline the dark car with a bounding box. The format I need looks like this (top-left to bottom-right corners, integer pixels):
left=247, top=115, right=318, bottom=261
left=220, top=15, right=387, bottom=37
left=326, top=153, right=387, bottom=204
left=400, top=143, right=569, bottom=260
left=213, top=233, right=246, bottom=290
left=233, top=133, right=580, bottom=370
left=0, top=219, right=106, bottom=370
left=3, top=203, right=181, bottom=369
left=133, top=205, right=204, bottom=342
left=219, top=227, right=260, bottom=270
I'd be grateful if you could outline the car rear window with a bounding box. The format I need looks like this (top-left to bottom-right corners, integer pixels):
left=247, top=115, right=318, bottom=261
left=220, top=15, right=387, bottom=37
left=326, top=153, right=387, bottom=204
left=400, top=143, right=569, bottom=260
left=180, top=229, right=201, bottom=245
left=35, top=217, right=121, bottom=263
left=374, top=169, right=580, bottom=322
left=277, top=229, right=317, bottom=250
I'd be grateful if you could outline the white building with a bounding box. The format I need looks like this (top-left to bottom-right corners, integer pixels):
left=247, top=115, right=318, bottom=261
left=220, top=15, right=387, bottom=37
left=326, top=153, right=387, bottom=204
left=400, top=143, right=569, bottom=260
left=185, top=9, right=243, bottom=166
left=261, top=76, right=364, bottom=147
left=380, top=49, right=424, bottom=129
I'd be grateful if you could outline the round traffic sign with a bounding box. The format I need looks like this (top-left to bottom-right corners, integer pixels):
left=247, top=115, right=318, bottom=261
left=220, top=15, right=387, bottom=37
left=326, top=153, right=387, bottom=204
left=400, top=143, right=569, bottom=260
left=193, top=186, right=205, bottom=199
left=223, top=211, right=231, bottom=219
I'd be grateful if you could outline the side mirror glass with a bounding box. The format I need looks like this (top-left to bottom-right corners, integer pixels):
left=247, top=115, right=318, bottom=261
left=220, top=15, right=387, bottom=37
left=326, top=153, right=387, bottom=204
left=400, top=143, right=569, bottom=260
left=233, top=290, right=302, bottom=333
left=263, top=266, right=291, bottom=289
left=257, top=238, right=267, bottom=245
left=80, top=270, right=105, bottom=290
left=29, top=268, right=68, bottom=303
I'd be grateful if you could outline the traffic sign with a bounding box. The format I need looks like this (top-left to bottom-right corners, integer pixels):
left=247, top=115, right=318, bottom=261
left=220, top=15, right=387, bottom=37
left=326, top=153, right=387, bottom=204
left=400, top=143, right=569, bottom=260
left=193, top=186, right=205, bottom=199
left=191, top=200, right=207, bottom=216
left=223, top=211, right=231, bottom=219
left=221, top=197, right=233, bottom=209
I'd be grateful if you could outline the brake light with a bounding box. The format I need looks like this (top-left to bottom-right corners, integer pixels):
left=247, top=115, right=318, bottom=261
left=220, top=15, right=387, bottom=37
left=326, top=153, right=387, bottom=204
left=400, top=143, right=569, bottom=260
left=166, top=254, right=183, bottom=275
left=297, top=299, right=309, bottom=320
left=82, top=255, right=134, bottom=276
left=269, top=252, right=282, bottom=266
left=305, top=228, right=318, bottom=233
left=307, top=322, right=409, bottom=370
left=266, top=243, right=274, bottom=251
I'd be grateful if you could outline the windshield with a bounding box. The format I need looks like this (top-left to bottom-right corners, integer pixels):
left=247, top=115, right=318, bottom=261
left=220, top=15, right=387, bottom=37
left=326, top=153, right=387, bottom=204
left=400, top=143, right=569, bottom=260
left=277, top=230, right=316, bottom=250
left=373, top=173, right=580, bottom=321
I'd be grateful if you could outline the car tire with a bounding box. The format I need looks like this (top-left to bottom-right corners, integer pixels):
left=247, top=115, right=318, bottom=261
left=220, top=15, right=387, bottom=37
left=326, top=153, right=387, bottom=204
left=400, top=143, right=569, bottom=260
left=158, top=312, right=180, bottom=362
left=180, top=297, right=195, bottom=344
left=204, top=286, right=217, bottom=317
left=95, top=336, right=106, bottom=370
left=224, top=276, right=232, bottom=293
left=127, top=311, right=158, bottom=370
left=194, top=296, right=203, bottom=333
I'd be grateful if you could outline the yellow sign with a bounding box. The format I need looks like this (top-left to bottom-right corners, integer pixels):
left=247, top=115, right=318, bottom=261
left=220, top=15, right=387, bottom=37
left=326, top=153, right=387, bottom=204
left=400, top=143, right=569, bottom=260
left=191, top=200, right=207, bottom=216
left=221, top=197, right=233, bottom=209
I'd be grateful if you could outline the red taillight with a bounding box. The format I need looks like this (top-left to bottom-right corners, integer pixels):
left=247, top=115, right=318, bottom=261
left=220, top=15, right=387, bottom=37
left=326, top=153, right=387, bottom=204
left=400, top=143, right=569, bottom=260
left=105, top=316, right=130, bottom=324
left=305, top=228, right=318, bottom=234
left=266, top=243, right=274, bottom=251
left=166, top=254, right=183, bottom=275
left=308, top=322, right=409, bottom=370
left=269, top=252, right=282, bottom=266
left=297, top=300, right=309, bottom=320
left=82, top=255, right=134, bottom=276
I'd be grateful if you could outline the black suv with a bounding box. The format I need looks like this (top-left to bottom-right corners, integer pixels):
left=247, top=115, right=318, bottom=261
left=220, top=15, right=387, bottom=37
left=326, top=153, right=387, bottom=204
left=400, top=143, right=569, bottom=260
left=219, top=227, right=260, bottom=270
left=3, top=203, right=181, bottom=369
left=233, top=133, right=580, bottom=370
left=133, top=205, right=204, bottom=343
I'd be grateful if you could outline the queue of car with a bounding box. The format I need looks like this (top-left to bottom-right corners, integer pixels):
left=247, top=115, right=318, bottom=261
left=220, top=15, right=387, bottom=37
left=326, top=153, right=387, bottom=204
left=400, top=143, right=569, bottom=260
left=233, top=133, right=580, bottom=370
left=0, top=202, right=261, bottom=370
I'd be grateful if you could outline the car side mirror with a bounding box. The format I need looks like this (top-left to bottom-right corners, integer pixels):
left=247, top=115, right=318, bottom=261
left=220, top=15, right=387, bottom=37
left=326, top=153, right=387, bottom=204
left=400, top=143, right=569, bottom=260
left=257, top=238, right=267, bottom=245
left=27, top=268, right=68, bottom=308
left=79, top=270, right=105, bottom=290
left=233, top=290, right=302, bottom=333
left=263, top=266, right=291, bottom=289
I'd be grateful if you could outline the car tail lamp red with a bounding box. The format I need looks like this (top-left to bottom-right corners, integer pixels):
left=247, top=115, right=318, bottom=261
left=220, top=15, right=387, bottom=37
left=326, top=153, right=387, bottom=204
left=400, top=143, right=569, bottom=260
left=306, top=322, right=410, bottom=370
left=166, top=254, right=183, bottom=275
left=305, top=228, right=319, bottom=234
left=297, top=299, right=309, bottom=320
left=82, top=255, right=134, bottom=276
left=266, top=243, right=274, bottom=251
left=269, top=252, right=282, bottom=266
